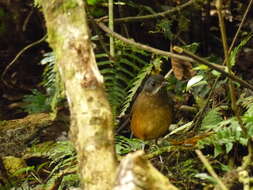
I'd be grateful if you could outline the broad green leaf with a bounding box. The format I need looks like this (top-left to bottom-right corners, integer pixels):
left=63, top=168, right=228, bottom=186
left=186, top=75, right=206, bottom=91
left=214, top=143, right=223, bottom=157
left=225, top=142, right=233, bottom=154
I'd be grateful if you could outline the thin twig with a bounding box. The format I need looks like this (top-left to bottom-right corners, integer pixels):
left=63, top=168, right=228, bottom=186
left=108, top=0, right=115, bottom=57
left=22, top=8, right=34, bottom=31
left=228, top=0, right=253, bottom=53
left=101, top=0, right=195, bottom=23
left=1, top=35, right=47, bottom=86
left=221, top=0, right=253, bottom=67
left=190, top=79, right=219, bottom=131
left=195, top=149, right=228, bottom=190
left=90, top=20, right=110, bottom=56
left=216, top=0, right=229, bottom=58
left=216, top=0, right=246, bottom=135
left=164, top=69, right=173, bottom=79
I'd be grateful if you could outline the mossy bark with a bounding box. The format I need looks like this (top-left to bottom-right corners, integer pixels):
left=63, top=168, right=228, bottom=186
left=39, top=1, right=117, bottom=189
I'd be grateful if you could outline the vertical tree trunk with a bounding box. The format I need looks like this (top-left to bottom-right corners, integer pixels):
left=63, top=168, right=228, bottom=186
left=39, top=1, right=117, bottom=189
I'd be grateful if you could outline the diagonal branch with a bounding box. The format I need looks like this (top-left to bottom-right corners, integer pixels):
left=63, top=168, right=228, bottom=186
left=173, top=46, right=253, bottom=91
left=96, top=20, right=253, bottom=91
left=96, top=20, right=194, bottom=62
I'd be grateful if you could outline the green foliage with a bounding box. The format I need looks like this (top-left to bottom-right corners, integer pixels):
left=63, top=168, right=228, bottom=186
left=119, top=62, right=153, bottom=116
left=183, top=42, right=199, bottom=53
left=12, top=165, right=35, bottom=177
left=87, top=0, right=107, bottom=17
left=45, top=141, right=78, bottom=189
left=24, top=141, right=78, bottom=189
left=156, top=19, right=174, bottom=40
left=47, top=141, right=76, bottom=169
left=201, top=108, right=223, bottom=130
left=58, top=174, right=80, bottom=190
left=154, top=13, right=190, bottom=41
left=34, top=41, right=152, bottom=118
left=241, top=93, right=253, bottom=137
left=229, top=33, right=253, bottom=67
left=28, top=141, right=76, bottom=171
left=40, top=52, right=56, bottom=89
left=89, top=7, right=106, bottom=17
left=177, top=15, right=190, bottom=33
left=40, top=52, right=65, bottom=116
left=198, top=98, right=253, bottom=157
left=186, top=75, right=207, bottom=92
left=33, top=0, right=42, bottom=8
left=22, top=89, right=51, bottom=113
left=97, top=41, right=151, bottom=116
left=87, top=0, right=105, bottom=6
left=176, top=159, right=199, bottom=179
left=199, top=116, right=246, bottom=157
left=196, top=36, right=253, bottom=157
left=22, top=52, right=64, bottom=116
left=115, top=136, right=145, bottom=155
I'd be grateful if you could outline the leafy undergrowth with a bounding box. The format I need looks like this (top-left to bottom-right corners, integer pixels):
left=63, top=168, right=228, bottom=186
left=3, top=39, right=253, bottom=189
left=2, top=0, right=253, bottom=189
left=3, top=91, right=253, bottom=189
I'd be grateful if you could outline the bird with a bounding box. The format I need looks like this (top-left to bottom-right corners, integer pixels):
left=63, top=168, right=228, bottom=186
left=130, top=74, right=173, bottom=140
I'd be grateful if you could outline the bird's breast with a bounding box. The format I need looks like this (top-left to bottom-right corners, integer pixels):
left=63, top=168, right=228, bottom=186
left=130, top=93, right=173, bottom=140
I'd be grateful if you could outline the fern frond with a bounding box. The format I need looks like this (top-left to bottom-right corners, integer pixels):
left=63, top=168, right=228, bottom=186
left=199, top=101, right=253, bottom=157
left=229, top=33, right=253, bottom=67
left=40, top=52, right=56, bottom=89
left=96, top=41, right=151, bottom=116
left=201, top=108, right=223, bottom=131
left=38, top=52, right=65, bottom=118
left=119, top=63, right=153, bottom=117
left=22, top=89, right=51, bottom=113
left=115, top=135, right=145, bottom=155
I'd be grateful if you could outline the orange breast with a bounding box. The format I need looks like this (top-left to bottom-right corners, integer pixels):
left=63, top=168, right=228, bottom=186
left=130, top=92, right=173, bottom=140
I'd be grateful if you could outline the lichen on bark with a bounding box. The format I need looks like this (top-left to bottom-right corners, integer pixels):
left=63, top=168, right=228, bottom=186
left=39, top=0, right=117, bottom=189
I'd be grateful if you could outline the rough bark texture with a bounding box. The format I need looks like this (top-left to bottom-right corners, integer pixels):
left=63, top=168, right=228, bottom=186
left=40, top=1, right=117, bottom=189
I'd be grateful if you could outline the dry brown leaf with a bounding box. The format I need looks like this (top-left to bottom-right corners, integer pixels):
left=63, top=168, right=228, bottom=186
left=171, top=58, right=196, bottom=80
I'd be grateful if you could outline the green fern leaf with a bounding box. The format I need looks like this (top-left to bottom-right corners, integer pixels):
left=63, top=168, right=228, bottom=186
left=229, top=33, right=253, bottom=67
left=201, top=108, right=223, bottom=130
left=119, top=63, right=153, bottom=117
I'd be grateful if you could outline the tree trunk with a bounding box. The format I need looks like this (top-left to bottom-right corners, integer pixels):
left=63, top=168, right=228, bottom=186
left=39, top=1, right=117, bottom=189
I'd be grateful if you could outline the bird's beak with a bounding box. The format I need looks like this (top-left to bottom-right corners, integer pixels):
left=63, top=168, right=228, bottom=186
left=151, top=81, right=167, bottom=95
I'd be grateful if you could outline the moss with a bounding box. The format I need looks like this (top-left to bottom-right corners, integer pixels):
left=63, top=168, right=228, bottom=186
left=47, top=27, right=58, bottom=48
left=61, top=0, right=78, bottom=11
left=41, top=0, right=79, bottom=19
left=52, top=0, right=79, bottom=14
left=33, top=0, right=42, bottom=8
left=0, top=120, right=7, bottom=126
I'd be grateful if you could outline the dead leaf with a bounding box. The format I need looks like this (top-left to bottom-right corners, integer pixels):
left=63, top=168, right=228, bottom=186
left=171, top=58, right=195, bottom=80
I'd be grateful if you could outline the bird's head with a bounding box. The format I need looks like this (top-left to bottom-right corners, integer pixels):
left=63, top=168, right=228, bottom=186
left=143, top=74, right=167, bottom=96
